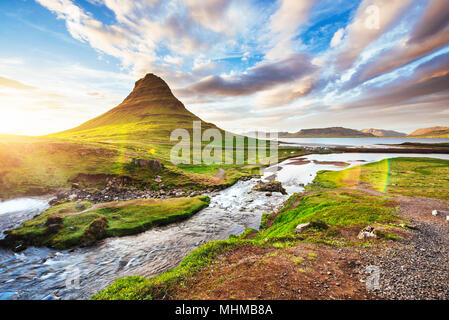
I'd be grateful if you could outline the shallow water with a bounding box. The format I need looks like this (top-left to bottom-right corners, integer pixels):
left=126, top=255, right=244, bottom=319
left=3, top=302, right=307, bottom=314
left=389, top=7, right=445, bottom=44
left=0, top=153, right=448, bottom=300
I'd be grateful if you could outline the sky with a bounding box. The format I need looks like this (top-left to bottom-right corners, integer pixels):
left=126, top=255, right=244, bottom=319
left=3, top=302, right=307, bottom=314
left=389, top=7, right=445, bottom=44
left=0, top=0, right=448, bottom=135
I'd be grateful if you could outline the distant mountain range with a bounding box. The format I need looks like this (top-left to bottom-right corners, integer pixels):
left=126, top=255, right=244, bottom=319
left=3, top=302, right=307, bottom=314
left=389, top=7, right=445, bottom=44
left=281, top=127, right=373, bottom=138
left=243, top=126, right=449, bottom=138
left=361, top=128, right=406, bottom=137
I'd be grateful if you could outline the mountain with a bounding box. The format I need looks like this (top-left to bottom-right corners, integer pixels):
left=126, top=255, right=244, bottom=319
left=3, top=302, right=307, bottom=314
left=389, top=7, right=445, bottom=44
left=51, top=73, right=221, bottom=142
left=361, top=128, right=406, bottom=137
left=408, top=126, right=449, bottom=137
left=282, top=127, right=374, bottom=138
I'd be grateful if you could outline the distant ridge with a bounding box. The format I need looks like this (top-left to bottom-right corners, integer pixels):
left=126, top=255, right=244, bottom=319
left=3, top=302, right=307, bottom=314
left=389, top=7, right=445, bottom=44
left=51, top=73, right=220, bottom=141
left=281, top=127, right=374, bottom=138
left=408, top=126, right=449, bottom=137
left=361, top=128, right=406, bottom=137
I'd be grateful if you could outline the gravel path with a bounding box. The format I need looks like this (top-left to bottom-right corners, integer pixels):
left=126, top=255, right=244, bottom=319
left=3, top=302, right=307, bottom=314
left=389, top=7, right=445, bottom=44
left=363, top=196, right=449, bottom=300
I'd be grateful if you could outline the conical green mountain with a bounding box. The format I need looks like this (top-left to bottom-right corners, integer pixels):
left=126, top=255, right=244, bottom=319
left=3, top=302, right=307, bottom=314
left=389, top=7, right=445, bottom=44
left=52, top=73, right=220, bottom=142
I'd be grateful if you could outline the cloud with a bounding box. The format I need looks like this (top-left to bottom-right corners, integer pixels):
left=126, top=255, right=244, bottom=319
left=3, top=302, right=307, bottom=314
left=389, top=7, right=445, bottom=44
left=351, top=0, right=449, bottom=84
left=333, top=0, right=413, bottom=70
left=0, top=76, right=37, bottom=90
left=265, top=0, right=317, bottom=60
left=184, top=53, right=316, bottom=97
left=343, top=52, right=449, bottom=110
left=330, top=28, right=344, bottom=48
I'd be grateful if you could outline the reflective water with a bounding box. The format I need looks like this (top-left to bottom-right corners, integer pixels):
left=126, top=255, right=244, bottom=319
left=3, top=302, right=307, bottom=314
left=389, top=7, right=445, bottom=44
left=279, top=137, right=449, bottom=148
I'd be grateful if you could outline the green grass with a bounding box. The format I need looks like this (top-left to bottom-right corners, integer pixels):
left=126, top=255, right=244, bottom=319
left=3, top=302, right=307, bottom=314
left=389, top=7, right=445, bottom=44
left=3, top=196, right=210, bottom=249
left=254, top=189, right=399, bottom=244
left=308, top=157, right=449, bottom=201
left=94, top=188, right=401, bottom=299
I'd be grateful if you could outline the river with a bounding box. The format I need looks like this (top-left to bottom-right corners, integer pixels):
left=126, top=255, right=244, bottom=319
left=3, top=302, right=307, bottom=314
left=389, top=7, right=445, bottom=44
left=1, top=153, right=449, bottom=300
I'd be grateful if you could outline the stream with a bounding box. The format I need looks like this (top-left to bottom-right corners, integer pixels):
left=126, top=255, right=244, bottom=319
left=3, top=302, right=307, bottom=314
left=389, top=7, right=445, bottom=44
left=1, top=153, right=449, bottom=300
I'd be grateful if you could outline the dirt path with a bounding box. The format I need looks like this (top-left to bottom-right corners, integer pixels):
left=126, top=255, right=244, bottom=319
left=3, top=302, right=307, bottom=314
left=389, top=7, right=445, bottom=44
left=362, top=196, right=449, bottom=299
left=171, top=244, right=377, bottom=300
left=213, top=168, right=225, bottom=180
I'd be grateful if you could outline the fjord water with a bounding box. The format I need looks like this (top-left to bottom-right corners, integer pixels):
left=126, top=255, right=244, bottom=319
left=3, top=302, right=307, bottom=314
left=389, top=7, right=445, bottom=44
left=280, top=137, right=449, bottom=147
left=1, top=153, right=449, bottom=300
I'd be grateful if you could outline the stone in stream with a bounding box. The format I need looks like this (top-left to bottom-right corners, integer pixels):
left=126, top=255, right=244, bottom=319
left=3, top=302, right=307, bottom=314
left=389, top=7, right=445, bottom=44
left=253, top=181, right=287, bottom=195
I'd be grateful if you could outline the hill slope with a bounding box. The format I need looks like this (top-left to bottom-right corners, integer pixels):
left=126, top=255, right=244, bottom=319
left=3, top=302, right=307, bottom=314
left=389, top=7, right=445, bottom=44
left=283, top=127, right=374, bottom=138
left=51, top=73, right=220, bottom=142
left=361, top=128, right=406, bottom=137
left=408, top=126, right=449, bottom=137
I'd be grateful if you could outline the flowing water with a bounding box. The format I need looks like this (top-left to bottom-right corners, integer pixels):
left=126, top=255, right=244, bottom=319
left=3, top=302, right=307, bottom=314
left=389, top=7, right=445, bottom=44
left=1, top=153, right=449, bottom=300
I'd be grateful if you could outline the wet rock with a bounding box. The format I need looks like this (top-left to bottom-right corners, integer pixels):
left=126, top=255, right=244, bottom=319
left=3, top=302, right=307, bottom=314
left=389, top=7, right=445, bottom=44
left=13, top=242, right=27, bottom=252
left=357, top=225, right=377, bottom=240
left=253, top=181, right=287, bottom=195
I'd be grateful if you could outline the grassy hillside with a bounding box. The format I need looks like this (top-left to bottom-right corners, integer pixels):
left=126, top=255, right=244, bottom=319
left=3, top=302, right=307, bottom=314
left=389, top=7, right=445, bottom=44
left=408, top=126, right=449, bottom=137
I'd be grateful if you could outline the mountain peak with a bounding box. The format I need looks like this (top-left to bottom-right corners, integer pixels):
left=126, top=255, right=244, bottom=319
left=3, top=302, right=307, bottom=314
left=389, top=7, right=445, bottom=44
left=123, top=73, right=173, bottom=102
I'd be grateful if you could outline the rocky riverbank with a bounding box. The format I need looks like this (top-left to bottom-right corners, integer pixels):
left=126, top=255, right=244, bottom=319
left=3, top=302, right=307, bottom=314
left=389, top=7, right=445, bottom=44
left=50, top=175, right=257, bottom=206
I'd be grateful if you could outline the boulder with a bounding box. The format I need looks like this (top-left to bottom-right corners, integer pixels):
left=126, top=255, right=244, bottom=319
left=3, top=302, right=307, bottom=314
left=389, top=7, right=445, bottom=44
left=132, top=158, right=164, bottom=170
left=357, top=225, right=377, bottom=240
left=45, top=215, right=63, bottom=226
left=81, top=216, right=108, bottom=247
left=253, top=181, right=287, bottom=195
left=295, top=223, right=311, bottom=234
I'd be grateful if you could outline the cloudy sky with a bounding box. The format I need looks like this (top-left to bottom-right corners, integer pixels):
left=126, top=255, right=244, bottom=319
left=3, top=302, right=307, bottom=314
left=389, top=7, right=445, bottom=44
left=0, top=0, right=448, bottom=135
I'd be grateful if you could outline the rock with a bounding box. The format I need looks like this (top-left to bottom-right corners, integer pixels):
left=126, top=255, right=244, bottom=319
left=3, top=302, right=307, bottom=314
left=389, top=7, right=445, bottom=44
left=68, top=194, right=77, bottom=201
left=81, top=216, right=108, bottom=247
left=45, top=215, right=63, bottom=226
left=154, top=175, right=162, bottom=183
left=295, top=223, right=311, bottom=234
left=13, top=242, right=27, bottom=253
left=132, top=158, right=164, bottom=170
left=253, top=181, right=287, bottom=195
left=432, top=210, right=448, bottom=217
left=46, top=224, right=61, bottom=234
left=265, top=192, right=272, bottom=197
left=69, top=227, right=77, bottom=231
left=357, top=225, right=377, bottom=240
left=71, top=183, right=80, bottom=189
